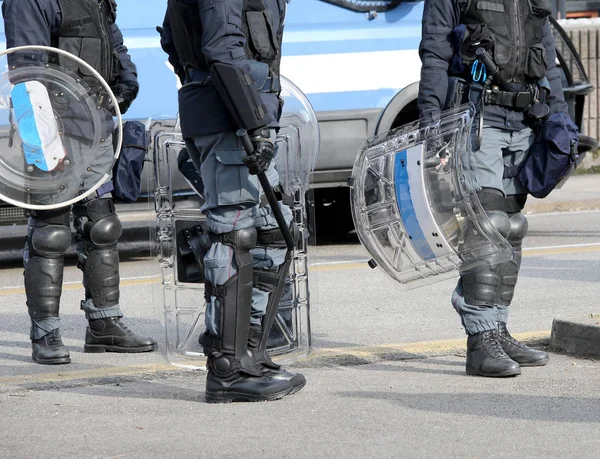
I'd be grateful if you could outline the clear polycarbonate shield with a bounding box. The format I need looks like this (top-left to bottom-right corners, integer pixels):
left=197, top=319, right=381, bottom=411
left=150, top=75, right=319, bottom=369
left=0, top=46, right=122, bottom=210
left=350, top=104, right=513, bottom=289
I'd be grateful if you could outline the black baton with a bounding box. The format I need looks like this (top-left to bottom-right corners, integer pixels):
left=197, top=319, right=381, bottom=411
left=237, top=129, right=295, bottom=250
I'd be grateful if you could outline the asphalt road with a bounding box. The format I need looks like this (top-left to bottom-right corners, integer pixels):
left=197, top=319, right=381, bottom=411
left=0, top=209, right=599, bottom=457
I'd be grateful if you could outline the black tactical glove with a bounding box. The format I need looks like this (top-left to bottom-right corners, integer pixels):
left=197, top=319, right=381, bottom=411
left=111, top=80, right=139, bottom=115
left=243, top=128, right=274, bottom=175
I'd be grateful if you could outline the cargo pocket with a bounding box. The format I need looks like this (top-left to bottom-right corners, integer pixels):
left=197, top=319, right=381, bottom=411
left=227, top=11, right=243, bottom=35
left=58, top=37, right=102, bottom=76
left=78, top=38, right=102, bottom=76
left=214, top=148, right=260, bottom=206
left=57, top=37, right=82, bottom=73
left=460, top=23, right=497, bottom=63
left=525, top=44, right=547, bottom=79
left=245, top=11, right=277, bottom=61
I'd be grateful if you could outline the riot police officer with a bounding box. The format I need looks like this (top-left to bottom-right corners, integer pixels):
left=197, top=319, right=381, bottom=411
left=418, top=0, right=565, bottom=377
left=2, top=0, right=157, bottom=365
left=160, top=0, right=306, bottom=403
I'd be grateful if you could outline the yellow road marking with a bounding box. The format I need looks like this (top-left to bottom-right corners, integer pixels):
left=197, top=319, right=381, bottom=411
left=0, top=243, right=597, bottom=297
left=0, top=331, right=550, bottom=387
left=308, top=330, right=550, bottom=360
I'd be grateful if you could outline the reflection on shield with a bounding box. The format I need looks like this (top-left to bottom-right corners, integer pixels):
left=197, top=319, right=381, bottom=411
left=150, top=76, right=319, bottom=369
left=0, top=46, right=121, bottom=210
left=350, top=104, right=513, bottom=289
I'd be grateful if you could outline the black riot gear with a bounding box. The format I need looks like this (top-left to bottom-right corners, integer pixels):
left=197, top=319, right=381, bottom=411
left=419, top=0, right=555, bottom=378
left=161, top=0, right=306, bottom=402
left=2, top=0, right=153, bottom=364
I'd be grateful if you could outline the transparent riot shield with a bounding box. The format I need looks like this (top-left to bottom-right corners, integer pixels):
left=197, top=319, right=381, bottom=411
left=150, top=75, right=319, bottom=369
left=350, top=104, right=513, bottom=289
left=0, top=46, right=122, bottom=209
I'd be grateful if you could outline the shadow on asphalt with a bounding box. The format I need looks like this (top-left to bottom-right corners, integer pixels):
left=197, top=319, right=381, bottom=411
left=0, top=313, right=159, bottom=342
left=338, top=391, right=600, bottom=422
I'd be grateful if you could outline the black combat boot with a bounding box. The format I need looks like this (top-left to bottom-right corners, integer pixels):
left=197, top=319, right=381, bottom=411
left=466, top=329, right=521, bottom=377
left=498, top=323, right=549, bottom=366
left=32, top=328, right=71, bottom=365
left=205, top=351, right=293, bottom=404
left=248, top=325, right=306, bottom=394
left=84, top=317, right=157, bottom=353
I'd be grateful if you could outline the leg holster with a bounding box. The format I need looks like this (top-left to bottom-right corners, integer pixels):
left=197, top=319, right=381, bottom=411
left=74, top=198, right=122, bottom=310
left=205, top=228, right=262, bottom=378
left=249, top=223, right=298, bottom=362
left=24, top=208, right=71, bottom=324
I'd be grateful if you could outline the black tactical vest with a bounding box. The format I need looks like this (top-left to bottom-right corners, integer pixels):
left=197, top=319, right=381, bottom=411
left=55, top=0, right=117, bottom=84
left=459, top=0, right=552, bottom=84
left=168, top=0, right=283, bottom=76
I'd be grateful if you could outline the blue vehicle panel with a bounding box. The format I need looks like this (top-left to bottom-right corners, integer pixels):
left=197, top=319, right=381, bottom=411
left=0, top=0, right=425, bottom=186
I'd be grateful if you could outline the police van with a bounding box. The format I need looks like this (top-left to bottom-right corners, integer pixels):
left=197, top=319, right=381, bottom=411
left=0, top=0, right=594, bottom=245
left=131, top=0, right=425, bottom=237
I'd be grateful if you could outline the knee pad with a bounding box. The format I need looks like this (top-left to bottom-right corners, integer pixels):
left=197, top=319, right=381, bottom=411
left=80, top=199, right=123, bottom=248
left=29, top=225, right=71, bottom=259
left=88, top=215, right=123, bottom=248
left=485, top=210, right=511, bottom=239
left=507, top=213, right=528, bottom=246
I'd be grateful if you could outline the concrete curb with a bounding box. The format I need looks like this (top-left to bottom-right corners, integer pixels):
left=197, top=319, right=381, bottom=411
left=551, top=315, right=600, bottom=359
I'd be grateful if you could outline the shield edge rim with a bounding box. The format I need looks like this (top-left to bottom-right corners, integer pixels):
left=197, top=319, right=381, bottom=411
left=0, top=45, right=123, bottom=210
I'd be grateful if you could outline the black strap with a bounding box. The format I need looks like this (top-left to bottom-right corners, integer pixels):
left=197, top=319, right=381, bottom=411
left=485, top=88, right=534, bottom=110
left=477, top=189, right=526, bottom=213
left=503, top=164, right=522, bottom=179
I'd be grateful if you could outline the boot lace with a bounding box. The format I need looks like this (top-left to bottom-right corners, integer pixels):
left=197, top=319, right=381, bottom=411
left=46, top=329, right=63, bottom=346
left=498, top=323, right=525, bottom=348
left=482, top=330, right=508, bottom=359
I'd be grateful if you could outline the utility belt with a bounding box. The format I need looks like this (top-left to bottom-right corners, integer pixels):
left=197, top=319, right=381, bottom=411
left=183, top=66, right=281, bottom=93
left=483, top=85, right=537, bottom=111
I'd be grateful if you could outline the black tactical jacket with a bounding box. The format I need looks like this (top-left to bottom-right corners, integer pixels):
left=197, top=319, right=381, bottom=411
left=418, top=0, right=568, bottom=131
left=2, top=0, right=137, bottom=86
left=160, top=0, right=287, bottom=139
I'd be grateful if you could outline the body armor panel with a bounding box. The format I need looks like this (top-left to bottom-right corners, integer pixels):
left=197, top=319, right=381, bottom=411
left=56, top=0, right=117, bottom=84
left=459, top=0, right=551, bottom=84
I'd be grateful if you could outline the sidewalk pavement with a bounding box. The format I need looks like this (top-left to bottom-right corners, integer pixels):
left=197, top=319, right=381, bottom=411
left=524, top=174, right=600, bottom=358
left=524, top=174, right=600, bottom=213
